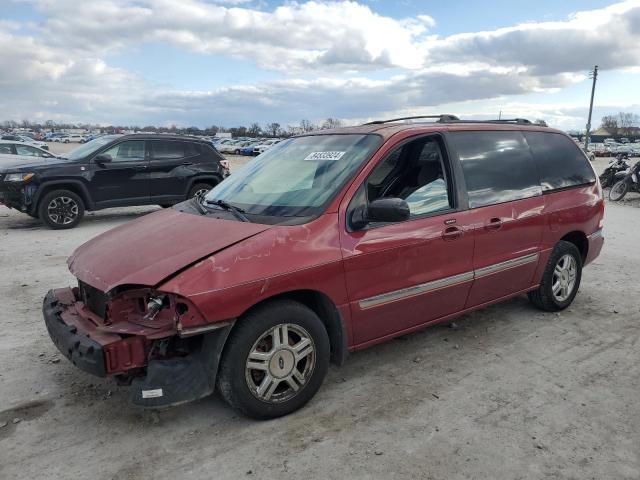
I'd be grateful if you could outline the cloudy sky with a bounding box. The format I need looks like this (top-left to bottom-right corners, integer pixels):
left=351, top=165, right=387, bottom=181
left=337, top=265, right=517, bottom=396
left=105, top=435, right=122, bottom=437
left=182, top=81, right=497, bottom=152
left=1, top=0, right=640, bottom=130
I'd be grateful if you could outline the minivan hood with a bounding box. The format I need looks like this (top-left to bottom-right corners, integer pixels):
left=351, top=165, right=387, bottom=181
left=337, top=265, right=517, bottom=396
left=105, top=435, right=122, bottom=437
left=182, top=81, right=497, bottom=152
left=68, top=208, right=271, bottom=293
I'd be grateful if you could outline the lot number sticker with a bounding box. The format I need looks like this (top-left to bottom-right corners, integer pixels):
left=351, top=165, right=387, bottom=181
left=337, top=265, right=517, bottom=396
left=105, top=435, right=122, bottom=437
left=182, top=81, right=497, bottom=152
left=304, top=151, right=346, bottom=161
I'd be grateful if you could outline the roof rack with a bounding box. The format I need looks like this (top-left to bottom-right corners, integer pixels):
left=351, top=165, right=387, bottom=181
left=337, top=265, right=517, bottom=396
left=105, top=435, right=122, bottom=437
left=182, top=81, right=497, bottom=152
left=364, top=114, right=460, bottom=125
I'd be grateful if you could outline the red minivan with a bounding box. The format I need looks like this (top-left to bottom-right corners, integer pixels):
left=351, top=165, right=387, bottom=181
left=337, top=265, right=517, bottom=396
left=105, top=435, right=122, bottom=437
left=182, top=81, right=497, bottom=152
left=44, top=116, right=604, bottom=418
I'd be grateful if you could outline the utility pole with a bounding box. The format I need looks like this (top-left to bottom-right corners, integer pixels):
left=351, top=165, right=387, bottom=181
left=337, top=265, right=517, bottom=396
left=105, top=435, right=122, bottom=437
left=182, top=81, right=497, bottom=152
left=584, top=65, right=598, bottom=150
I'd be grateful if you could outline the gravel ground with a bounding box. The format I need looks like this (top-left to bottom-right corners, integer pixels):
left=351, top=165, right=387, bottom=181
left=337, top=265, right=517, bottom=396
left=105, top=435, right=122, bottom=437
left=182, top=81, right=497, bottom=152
left=1, top=155, right=639, bottom=479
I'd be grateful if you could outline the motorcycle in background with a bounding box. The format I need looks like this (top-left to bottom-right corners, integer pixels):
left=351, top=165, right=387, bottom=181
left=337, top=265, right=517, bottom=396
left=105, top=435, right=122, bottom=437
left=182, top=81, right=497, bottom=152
left=609, top=160, right=640, bottom=201
left=600, top=154, right=631, bottom=188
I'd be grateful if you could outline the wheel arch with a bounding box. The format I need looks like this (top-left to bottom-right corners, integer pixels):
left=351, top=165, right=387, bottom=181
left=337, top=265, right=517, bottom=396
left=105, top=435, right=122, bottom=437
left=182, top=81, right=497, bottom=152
left=32, top=180, right=94, bottom=213
left=560, top=230, right=588, bottom=263
left=185, top=174, right=222, bottom=197
left=233, top=289, right=349, bottom=366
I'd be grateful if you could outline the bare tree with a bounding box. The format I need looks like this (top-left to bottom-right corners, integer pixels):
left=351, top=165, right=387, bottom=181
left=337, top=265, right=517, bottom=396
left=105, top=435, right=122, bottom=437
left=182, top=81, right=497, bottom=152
left=617, top=112, right=640, bottom=136
left=321, top=118, right=342, bottom=130
left=299, top=119, right=316, bottom=132
left=600, top=115, right=619, bottom=135
left=534, top=119, right=548, bottom=127
left=265, top=122, right=281, bottom=137
left=247, top=122, right=262, bottom=137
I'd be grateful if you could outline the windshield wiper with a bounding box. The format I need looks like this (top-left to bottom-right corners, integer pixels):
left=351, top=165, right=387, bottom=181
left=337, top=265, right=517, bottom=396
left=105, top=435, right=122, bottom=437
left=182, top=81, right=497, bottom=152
left=191, top=196, right=209, bottom=215
left=206, top=199, right=250, bottom=222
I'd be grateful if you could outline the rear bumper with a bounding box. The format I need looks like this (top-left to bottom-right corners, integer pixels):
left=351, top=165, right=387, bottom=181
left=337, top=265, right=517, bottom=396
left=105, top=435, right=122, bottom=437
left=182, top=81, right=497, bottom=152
left=585, top=229, right=604, bottom=265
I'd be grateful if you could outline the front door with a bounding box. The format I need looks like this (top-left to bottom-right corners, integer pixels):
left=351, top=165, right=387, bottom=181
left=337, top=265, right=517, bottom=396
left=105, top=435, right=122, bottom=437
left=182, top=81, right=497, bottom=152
left=340, top=134, right=475, bottom=346
left=90, top=140, right=150, bottom=207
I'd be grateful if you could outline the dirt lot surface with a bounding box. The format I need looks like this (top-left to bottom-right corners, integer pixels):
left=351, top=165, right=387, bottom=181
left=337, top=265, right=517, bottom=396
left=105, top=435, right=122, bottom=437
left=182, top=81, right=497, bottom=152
left=1, top=156, right=639, bottom=479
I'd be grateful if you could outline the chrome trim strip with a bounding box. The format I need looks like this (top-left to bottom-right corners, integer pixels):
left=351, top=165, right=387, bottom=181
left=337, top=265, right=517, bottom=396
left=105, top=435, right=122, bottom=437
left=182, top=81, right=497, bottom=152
left=358, top=252, right=541, bottom=310
left=178, top=320, right=234, bottom=338
left=588, top=229, right=603, bottom=240
left=473, top=253, right=540, bottom=279
left=359, top=271, right=474, bottom=310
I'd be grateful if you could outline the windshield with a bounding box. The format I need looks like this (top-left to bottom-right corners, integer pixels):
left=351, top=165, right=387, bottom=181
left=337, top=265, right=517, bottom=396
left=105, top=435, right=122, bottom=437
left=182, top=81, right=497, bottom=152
left=204, top=134, right=381, bottom=217
left=65, top=135, right=120, bottom=160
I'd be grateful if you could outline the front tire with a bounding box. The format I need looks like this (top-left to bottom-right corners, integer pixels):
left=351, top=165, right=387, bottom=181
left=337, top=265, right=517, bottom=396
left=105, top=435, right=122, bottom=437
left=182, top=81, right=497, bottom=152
left=217, top=300, right=330, bottom=419
left=528, top=241, right=582, bottom=312
left=609, top=180, right=628, bottom=201
left=37, top=189, right=85, bottom=229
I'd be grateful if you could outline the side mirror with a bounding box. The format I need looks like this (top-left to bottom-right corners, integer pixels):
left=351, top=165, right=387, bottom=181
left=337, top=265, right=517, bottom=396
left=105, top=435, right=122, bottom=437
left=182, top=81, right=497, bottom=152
left=95, top=153, right=112, bottom=165
left=351, top=197, right=410, bottom=230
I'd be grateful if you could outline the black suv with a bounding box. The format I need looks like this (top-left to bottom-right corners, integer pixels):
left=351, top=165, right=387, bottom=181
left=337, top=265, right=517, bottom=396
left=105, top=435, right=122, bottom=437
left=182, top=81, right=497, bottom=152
left=0, top=134, right=230, bottom=229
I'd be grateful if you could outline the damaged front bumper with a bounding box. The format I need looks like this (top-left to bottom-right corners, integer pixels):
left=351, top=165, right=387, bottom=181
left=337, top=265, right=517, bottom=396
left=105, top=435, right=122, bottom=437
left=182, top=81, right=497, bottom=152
left=42, top=288, right=233, bottom=408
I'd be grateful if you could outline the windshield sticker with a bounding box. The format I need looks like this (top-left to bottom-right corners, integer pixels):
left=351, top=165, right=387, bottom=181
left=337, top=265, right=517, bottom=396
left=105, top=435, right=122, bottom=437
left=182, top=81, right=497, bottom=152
left=304, top=151, right=346, bottom=161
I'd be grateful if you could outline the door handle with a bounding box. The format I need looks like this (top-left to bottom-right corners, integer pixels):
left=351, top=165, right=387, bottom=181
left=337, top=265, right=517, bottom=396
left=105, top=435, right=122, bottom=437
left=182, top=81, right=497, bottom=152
left=181, top=162, right=193, bottom=166
left=133, top=164, right=148, bottom=171
left=442, top=226, right=463, bottom=241
left=485, top=218, right=503, bottom=231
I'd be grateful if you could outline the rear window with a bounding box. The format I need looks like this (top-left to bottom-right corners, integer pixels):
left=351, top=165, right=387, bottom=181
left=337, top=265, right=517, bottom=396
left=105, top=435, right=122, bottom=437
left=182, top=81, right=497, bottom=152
left=150, top=140, right=184, bottom=159
left=448, top=131, right=541, bottom=208
left=523, top=132, right=596, bottom=192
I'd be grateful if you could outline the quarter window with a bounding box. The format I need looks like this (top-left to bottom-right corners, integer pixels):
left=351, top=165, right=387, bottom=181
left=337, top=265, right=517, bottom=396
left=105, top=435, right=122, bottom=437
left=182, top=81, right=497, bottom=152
left=450, top=131, right=541, bottom=208
left=523, top=132, right=596, bottom=191
left=101, top=141, right=145, bottom=162
left=0, top=144, right=12, bottom=154
left=365, top=137, right=453, bottom=218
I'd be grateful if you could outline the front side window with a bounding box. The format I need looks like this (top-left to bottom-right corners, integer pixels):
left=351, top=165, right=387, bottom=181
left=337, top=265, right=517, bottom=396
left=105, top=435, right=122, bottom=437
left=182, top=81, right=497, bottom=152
left=65, top=135, right=120, bottom=160
left=523, top=132, right=596, bottom=191
left=203, top=134, right=382, bottom=217
left=101, top=141, right=145, bottom=162
left=150, top=140, right=185, bottom=160
left=449, top=131, right=541, bottom=208
left=365, top=136, right=453, bottom=218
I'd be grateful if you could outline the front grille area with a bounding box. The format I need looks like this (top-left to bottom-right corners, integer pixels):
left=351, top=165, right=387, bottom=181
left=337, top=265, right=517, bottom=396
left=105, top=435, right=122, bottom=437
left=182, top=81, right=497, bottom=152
left=78, top=281, right=107, bottom=318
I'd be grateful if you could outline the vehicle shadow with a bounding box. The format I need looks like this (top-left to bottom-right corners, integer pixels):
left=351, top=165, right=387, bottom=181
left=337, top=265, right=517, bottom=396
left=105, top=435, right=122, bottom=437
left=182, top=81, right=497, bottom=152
left=0, top=206, right=160, bottom=230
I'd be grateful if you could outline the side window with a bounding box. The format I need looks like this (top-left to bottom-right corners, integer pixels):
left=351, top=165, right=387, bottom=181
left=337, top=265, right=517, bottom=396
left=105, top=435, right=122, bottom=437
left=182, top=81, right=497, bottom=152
left=15, top=144, right=39, bottom=156
left=366, top=137, right=453, bottom=218
left=101, top=141, right=145, bottom=162
left=523, top=132, right=596, bottom=191
left=150, top=140, right=185, bottom=160
left=0, top=144, right=13, bottom=154
left=449, top=131, right=541, bottom=208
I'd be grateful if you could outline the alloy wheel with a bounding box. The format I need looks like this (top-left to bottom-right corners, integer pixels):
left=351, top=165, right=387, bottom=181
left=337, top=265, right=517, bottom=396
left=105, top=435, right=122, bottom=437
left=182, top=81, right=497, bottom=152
left=47, top=196, right=79, bottom=225
left=552, top=254, right=577, bottom=302
left=245, top=323, right=315, bottom=403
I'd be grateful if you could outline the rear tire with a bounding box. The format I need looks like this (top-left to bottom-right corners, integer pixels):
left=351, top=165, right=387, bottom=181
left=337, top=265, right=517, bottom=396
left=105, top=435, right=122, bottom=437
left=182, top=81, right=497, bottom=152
left=188, top=182, right=214, bottom=200
left=528, top=241, right=582, bottom=312
left=37, top=189, right=85, bottom=229
left=217, top=300, right=330, bottom=419
left=609, top=180, right=628, bottom=201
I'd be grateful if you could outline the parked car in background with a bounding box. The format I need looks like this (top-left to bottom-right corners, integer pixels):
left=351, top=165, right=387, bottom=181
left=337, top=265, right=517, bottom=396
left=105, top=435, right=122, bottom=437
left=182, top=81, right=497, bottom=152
left=0, top=134, right=230, bottom=229
left=52, top=134, right=70, bottom=143
left=68, top=134, right=86, bottom=143
left=0, top=140, right=57, bottom=158
left=217, top=140, right=251, bottom=154
left=1, top=134, right=50, bottom=151
left=253, top=138, right=282, bottom=155
left=240, top=141, right=263, bottom=156
left=41, top=116, right=603, bottom=419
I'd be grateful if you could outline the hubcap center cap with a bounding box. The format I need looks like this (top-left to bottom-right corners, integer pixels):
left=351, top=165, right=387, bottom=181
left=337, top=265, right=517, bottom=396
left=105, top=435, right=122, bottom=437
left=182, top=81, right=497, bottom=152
left=269, top=349, right=295, bottom=378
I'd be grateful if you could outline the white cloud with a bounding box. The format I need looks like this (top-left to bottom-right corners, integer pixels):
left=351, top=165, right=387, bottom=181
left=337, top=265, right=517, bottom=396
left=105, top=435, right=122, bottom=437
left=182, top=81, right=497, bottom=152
left=0, top=0, right=639, bottom=128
